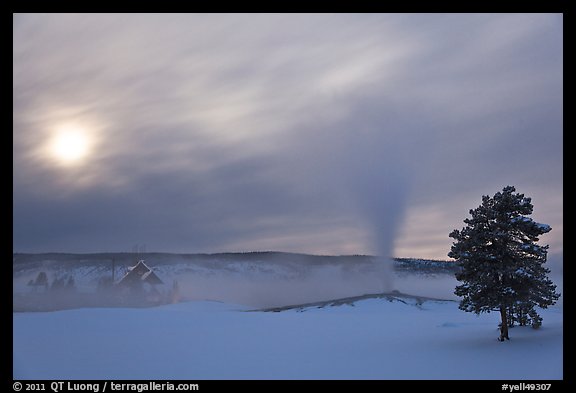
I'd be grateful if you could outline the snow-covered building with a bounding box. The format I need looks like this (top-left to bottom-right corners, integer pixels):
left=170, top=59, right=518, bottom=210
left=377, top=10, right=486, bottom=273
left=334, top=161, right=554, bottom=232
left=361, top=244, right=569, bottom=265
left=117, top=260, right=163, bottom=291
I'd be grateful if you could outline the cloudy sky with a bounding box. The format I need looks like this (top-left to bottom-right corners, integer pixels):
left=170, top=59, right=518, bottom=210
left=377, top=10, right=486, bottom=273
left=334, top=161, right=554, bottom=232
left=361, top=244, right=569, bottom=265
left=13, top=13, right=563, bottom=260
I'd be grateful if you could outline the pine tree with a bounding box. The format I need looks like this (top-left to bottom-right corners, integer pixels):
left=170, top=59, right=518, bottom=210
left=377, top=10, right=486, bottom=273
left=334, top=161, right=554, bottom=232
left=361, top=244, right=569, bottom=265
left=448, top=186, right=559, bottom=341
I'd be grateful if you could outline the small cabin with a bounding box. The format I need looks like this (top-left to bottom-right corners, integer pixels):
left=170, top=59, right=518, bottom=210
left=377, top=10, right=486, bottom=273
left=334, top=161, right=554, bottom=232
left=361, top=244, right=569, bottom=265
left=117, top=260, right=163, bottom=294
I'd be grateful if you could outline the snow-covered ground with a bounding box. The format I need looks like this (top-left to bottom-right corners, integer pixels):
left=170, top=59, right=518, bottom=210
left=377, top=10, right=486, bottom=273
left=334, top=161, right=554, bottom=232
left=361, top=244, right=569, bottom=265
left=13, top=296, right=562, bottom=380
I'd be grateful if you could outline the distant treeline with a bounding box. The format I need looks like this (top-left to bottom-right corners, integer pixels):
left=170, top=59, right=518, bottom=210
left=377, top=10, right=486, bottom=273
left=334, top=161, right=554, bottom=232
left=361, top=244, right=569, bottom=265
left=13, top=251, right=457, bottom=262
left=392, top=257, right=460, bottom=274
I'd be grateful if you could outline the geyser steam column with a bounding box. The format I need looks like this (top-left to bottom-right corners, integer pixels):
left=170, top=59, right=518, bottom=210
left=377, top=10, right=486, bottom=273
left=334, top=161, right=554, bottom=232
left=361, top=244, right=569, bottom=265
left=337, top=108, right=415, bottom=293
left=361, top=175, right=408, bottom=293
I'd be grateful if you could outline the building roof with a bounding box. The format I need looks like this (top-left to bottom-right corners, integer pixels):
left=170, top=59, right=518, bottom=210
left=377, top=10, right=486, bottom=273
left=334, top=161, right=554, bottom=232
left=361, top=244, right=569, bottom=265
left=118, top=260, right=163, bottom=286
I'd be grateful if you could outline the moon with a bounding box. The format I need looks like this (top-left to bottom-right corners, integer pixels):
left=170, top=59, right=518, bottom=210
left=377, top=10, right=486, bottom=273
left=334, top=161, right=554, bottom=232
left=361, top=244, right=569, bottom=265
left=49, top=126, right=92, bottom=165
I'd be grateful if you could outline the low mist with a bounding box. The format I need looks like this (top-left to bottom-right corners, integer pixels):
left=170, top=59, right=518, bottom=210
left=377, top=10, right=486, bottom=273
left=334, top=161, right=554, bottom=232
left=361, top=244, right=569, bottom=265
left=13, top=253, right=473, bottom=311
left=174, top=263, right=397, bottom=309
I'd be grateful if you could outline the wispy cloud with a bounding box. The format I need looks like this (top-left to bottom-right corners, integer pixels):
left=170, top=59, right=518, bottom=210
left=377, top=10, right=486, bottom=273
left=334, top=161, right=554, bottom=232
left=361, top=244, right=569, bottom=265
left=13, top=13, right=562, bottom=258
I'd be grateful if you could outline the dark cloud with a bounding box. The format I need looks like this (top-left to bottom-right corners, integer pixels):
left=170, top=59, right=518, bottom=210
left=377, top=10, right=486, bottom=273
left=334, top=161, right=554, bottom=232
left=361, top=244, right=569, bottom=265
left=13, top=14, right=562, bottom=259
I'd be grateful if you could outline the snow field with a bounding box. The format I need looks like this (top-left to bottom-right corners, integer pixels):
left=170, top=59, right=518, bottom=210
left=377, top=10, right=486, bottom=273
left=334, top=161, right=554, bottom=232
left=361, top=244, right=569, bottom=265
left=13, top=298, right=562, bottom=380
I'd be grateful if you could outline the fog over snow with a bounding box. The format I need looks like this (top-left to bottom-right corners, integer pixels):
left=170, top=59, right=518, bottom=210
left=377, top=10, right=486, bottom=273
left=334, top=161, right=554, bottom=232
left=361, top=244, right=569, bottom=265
left=12, top=251, right=563, bottom=379
left=13, top=13, right=562, bottom=263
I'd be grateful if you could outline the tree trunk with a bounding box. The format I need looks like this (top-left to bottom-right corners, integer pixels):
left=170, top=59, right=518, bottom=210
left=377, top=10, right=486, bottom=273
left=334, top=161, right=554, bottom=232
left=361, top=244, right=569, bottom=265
left=507, top=306, right=515, bottom=327
left=499, top=305, right=510, bottom=341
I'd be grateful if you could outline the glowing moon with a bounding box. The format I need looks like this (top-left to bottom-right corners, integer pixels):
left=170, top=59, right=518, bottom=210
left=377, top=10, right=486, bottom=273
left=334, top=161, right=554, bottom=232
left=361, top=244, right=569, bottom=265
left=49, top=127, right=92, bottom=165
